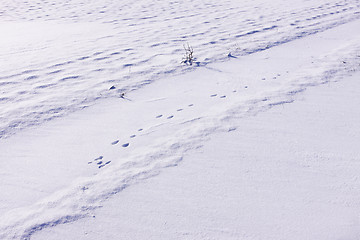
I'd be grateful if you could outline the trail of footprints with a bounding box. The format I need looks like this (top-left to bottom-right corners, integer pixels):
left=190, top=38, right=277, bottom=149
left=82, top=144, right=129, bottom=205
left=88, top=103, right=197, bottom=169
left=89, top=73, right=282, bottom=169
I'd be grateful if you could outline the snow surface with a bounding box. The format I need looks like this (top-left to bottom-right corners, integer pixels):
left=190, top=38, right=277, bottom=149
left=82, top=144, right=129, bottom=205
left=1, top=0, right=360, bottom=239
left=1, top=0, right=360, bottom=138
left=34, top=72, right=360, bottom=240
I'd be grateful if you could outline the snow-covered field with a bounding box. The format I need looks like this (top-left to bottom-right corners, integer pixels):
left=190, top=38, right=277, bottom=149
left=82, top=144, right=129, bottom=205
left=34, top=71, right=360, bottom=240
left=1, top=0, right=360, bottom=239
left=1, top=0, right=360, bottom=138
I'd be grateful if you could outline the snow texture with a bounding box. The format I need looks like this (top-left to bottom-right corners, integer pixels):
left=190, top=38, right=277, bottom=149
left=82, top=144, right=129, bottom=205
left=1, top=0, right=360, bottom=138
left=1, top=0, right=360, bottom=239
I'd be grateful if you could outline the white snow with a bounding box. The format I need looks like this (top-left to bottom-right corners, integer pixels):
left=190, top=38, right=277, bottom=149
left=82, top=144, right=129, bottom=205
left=34, top=72, right=360, bottom=240
left=1, top=0, right=360, bottom=138
left=1, top=0, right=360, bottom=239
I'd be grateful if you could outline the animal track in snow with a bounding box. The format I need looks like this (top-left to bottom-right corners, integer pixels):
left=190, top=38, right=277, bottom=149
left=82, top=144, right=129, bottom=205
left=99, top=161, right=111, bottom=169
left=228, top=127, right=237, bottom=132
left=88, top=155, right=111, bottom=169
left=92, top=87, right=237, bottom=170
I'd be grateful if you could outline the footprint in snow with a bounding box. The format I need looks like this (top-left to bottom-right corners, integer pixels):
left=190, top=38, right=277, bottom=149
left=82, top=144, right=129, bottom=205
left=188, top=104, right=194, bottom=107
left=138, top=128, right=143, bottom=132
left=220, top=95, right=226, bottom=98
left=99, top=161, right=111, bottom=169
left=273, top=74, right=281, bottom=79
left=156, top=114, right=163, bottom=118
left=88, top=156, right=104, bottom=165
left=210, top=94, right=217, bottom=97
left=122, top=143, right=130, bottom=147
left=111, top=140, right=119, bottom=145
left=228, top=127, right=237, bottom=132
left=177, top=108, right=183, bottom=112
left=167, top=115, right=174, bottom=119
left=130, top=135, right=136, bottom=138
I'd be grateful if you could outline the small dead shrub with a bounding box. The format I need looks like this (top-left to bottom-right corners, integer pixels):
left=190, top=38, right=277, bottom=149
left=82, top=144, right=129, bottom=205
left=181, top=43, right=195, bottom=66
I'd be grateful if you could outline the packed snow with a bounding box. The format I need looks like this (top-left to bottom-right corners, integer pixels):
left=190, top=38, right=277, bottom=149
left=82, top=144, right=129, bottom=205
left=1, top=0, right=360, bottom=239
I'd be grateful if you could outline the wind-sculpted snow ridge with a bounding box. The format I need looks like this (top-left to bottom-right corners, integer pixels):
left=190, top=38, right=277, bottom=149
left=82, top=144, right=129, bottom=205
left=1, top=0, right=360, bottom=138
left=1, top=34, right=360, bottom=240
